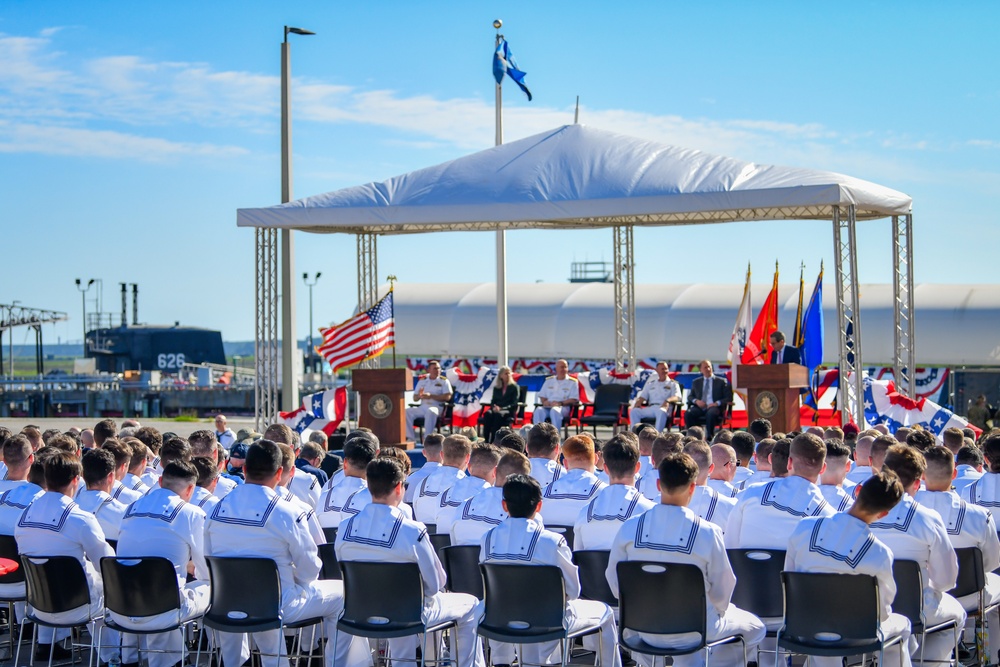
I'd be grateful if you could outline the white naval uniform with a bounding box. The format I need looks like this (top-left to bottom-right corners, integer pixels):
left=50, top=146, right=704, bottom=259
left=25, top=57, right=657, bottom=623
left=336, top=503, right=485, bottom=667
left=481, top=517, right=622, bottom=667
left=412, top=466, right=466, bottom=525
left=76, top=489, right=128, bottom=540
left=725, top=476, right=834, bottom=549
left=705, top=478, right=739, bottom=499
left=629, top=377, right=680, bottom=431
left=191, top=486, right=220, bottom=514
left=954, top=465, right=984, bottom=495
left=116, top=488, right=210, bottom=667
left=689, top=485, right=738, bottom=533
left=287, top=471, right=321, bottom=509
left=141, top=466, right=161, bottom=490
left=529, top=458, right=565, bottom=488
left=122, top=472, right=150, bottom=495
left=635, top=471, right=660, bottom=502
left=870, top=493, right=966, bottom=666
left=573, top=484, right=654, bottom=550
left=531, top=376, right=580, bottom=430
left=846, top=464, right=874, bottom=486
left=732, top=467, right=754, bottom=490
left=277, top=485, right=326, bottom=547
left=0, top=481, right=44, bottom=627
left=205, top=484, right=370, bottom=667
left=404, top=462, right=440, bottom=502
left=540, top=469, right=607, bottom=527
left=317, top=476, right=367, bottom=530
left=606, top=505, right=765, bottom=667
left=433, top=476, right=491, bottom=535
left=449, top=486, right=548, bottom=546
left=820, top=483, right=856, bottom=512
left=917, top=488, right=1000, bottom=661
left=406, top=376, right=454, bottom=441
left=786, top=513, right=914, bottom=667
left=962, top=472, right=1000, bottom=510
left=214, top=475, right=238, bottom=500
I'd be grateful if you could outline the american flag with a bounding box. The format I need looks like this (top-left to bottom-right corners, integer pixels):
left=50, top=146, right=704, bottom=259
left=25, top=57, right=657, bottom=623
left=317, top=291, right=395, bottom=372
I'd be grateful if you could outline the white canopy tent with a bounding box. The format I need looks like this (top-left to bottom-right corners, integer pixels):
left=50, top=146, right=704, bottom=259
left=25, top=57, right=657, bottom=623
left=238, top=124, right=915, bottom=427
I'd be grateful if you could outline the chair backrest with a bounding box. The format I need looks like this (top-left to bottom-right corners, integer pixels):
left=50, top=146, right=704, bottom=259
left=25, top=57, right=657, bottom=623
left=0, top=534, right=24, bottom=585
left=318, top=543, right=341, bottom=580
left=339, top=561, right=425, bottom=636
left=322, top=526, right=338, bottom=544
left=515, top=386, right=530, bottom=420
left=479, top=563, right=568, bottom=641
left=727, top=549, right=785, bottom=619
left=101, top=556, right=181, bottom=618
left=21, top=555, right=91, bottom=615
left=592, top=384, right=632, bottom=416
left=204, top=556, right=282, bottom=632
left=890, top=560, right=924, bottom=629
left=546, top=524, right=575, bottom=548
left=781, top=572, right=880, bottom=641
left=949, top=547, right=986, bottom=599
left=616, top=561, right=707, bottom=639
left=573, top=550, right=618, bottom=606
left=429, top=532, right=451, bottom=561
left=442, top=545, right=484, bottom=599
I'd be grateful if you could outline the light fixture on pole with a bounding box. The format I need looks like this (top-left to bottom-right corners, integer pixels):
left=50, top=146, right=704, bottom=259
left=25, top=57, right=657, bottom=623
left=75, top=278, right=95, bottom=353
left=302, top=271, right=322, bottom=374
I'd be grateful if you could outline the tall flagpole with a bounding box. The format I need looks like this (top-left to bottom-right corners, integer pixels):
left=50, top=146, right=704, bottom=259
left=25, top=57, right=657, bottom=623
left=494, top=19, right=508, bottom=368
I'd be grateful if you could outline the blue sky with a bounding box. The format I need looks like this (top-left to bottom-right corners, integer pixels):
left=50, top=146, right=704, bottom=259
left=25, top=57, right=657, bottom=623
left=1, top=1, right=998, bottom=346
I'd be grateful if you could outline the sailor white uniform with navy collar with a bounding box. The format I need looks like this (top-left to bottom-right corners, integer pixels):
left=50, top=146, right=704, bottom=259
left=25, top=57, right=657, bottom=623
left=205, top=483, right=370, bottom=667
left=725, top=475, right=834, bottom=549
left=846, top=464, right=874, bottom=485
left=404, top=461, right=440, bottom=502
left=962, top=471, right=1000, bottom=509
left=76, top=489, right=128, bottom=540
left=213, top=475, right=238, bottom=500
left=433, top=475, right=491, bottom=531
left=287, top=471, right=321, bottom=509
left=705, top=477, right=739, bottom=499
left=870, top=493, right=966, bottom=664
left=79, top=478, right=143, bottom=505
left=635, top=471, right=661, bottom=502
left=481, top=517, right=622, bottom=667
left=336, top=503, right=485, bottom=667
left=141, top=466, right=161, bottom=490
left=540, top=468, right=607, bottom=527
left=785, top=513, right=914, bottom=667
left=323, top=468, right=345, bottom=491
left=412, top=465, right=466, bottom=525
left=820, top=483, right=856, bottom=512
left=689, top=485, right=738, bottom=533
left=732, top=466, right=754, bottom=490
left=191, top=486, right=220, bottom=514
left=954, top=465, right=984, bottom=494
left=406, top=376, right=454, bottom=441
left=116, top=487, right=210, bottom=667
left=629, top=377, right=680, bottom=431
left=317, top=476, right=366, bottom=529
left=277, top=484, right=325, bottom=546
left=573, top=484, right=654, bottom=550
left=0, top=481, right=44, bottom=617
left=448, top=486, right=547, bottom=546
left=122, top=471, right=150, bottom=495
left=529, top=458, right=565, bottom=487
left=531, top=376, right=579, bottom=430
left=607, top=504, right=765, bottom=667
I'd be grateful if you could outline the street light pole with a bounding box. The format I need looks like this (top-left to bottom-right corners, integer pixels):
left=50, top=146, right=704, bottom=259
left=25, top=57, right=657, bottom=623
left=75, top=278, right=95, bottom=355
left=302, top=272, right=322, bottom=374
left=281, top=25, right=315, bottom=411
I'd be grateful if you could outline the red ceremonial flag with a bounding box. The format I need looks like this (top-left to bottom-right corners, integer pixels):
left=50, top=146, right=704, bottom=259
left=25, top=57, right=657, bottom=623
left=742, top=264, right=779, bottom=365
left=317, top=290, right=395, bottom=373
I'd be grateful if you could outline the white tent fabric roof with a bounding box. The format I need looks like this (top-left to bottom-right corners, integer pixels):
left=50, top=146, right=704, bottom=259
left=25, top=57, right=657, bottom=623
left=383, top=282, right=999, bottom=367
left=237, top=125, right=912, bottom=233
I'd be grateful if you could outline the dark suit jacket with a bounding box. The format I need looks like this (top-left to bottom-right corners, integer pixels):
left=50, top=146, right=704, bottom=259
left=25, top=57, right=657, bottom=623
left=770, top=345, right=802, bottom=365
left=687, top=375, right=731, bottom=408
left=295, top=458, right=329, bottom=487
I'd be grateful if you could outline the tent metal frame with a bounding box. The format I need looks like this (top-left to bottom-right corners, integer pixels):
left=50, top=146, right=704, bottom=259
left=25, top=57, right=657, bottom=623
left=613, top=225, right=637, bottom=372
left=255, top=227, right=280, bottom=430
left=892, top=214, right=916, bottom=397
left=356, top=232, right=380, bottom=370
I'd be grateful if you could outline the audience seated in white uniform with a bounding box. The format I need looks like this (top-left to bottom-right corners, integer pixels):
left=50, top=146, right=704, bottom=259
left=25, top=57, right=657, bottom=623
left=526, top=423, right=566, bottom=487
left=76, top=448, right=129, bottom=540
left=633, top=426, right=658, bottom=480
left=100, top=438, right=145, bottom=505
left=434, top=444, right=499, bottom=534
left=607, top=453, right=766, bottom=667
left=728, top=431, right=757, bottom=489
left=190, top=455, right=221, bottom=513
left=726, top=433, right=835, bottom=549
left=846, top=435, right=877, bottom=485
left=628, top=362, right=681, bottom=432
left=706, top=444, right=739, bottom=499
left=405, top=360, right=454, bottom=442
left=318, top=434, right=379, bottom=530
left=337, top=457, right=485, bottom=667
left=205, top=439, right=370, bottom=667
left=413, top=434, right=470, bottom=524
left=449, top=451, right=536, bottom=547
left=263, top=424, right=321, bottom=509
left=274, top=443, right=326, bottom=547
left=954, top=445, right=985, bottom=495
left=637, top=433, right=684, bottom=501
left=481, top=474, right=622, bottom=667
left=748, top=438, right=776, bottom=483
left=403, top=433, right=443, bottom=502
left=681, top=441, right=738, bottom=533
left=539, top=434, right=607, bottom=527
left=136, top=428, right=164, bottom=489
left=819, top=439, right=856, bottom=512
left=785, top=471, right=916, bottom=667
left=874, top=444, right=965, bottom=667
left=961, top=434, right=1000, bottom=511
left=531, top=359, right=581, bottom=432
left=0, top=436, right=45, bottom=640
left=188, top=430, right=238, bottom=500
left=574, top=434, right=655, bottom=550
left=121, top=441, right=151, bottom=494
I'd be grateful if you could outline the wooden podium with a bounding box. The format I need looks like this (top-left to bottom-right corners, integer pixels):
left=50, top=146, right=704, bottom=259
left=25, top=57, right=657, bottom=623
left=736, top=363, right=809, bottom=434
left=352, top=368, right=414, bottom=449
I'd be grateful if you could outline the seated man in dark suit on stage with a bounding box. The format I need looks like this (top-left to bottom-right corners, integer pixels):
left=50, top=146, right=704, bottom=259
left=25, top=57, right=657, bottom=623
left=685, top=360, right=731, bottom=440
left=769, top=331, right=801, bottom=364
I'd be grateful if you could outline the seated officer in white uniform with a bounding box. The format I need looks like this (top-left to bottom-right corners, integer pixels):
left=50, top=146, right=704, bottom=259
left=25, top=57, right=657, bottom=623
left=263, top=424, right=322, bottom=509
left=628, top=362, right=681, bottom=432
left=121, top=440, right=151, bottom=494
left=188, top=430, right=238, bottom=499
left=681, top=441, right=737, bottom=533
left=481, top=474, right=622, bottom=667
left=917, top=444, right=1000, bottom=663
left=404, top=433, right=444, bottom=502
left=405, top=360, right=454, bottom=442
left=413, top=434, right=471, bottom=525
left=786, top=471, right=915, bottom=667
left=874, top=445, right=965, bottom=667
left=540, top=434, right=607, bottom=527
left=337, top=457, right=485, bottom=667
left=191, top=456, right=221, bottom=513
left=963, top=432, right=1000, bottom=511
left=16, top=450, right=116, bottom=661
left=318, top=436, right=378, bottom=530
left=574, top=434, right=654, bottom=550
left=204, top=439, right=370, bottom=667
left=607, top=454, right=766, bottom=667
left=818, top=439, right=856, bottom=512
left=726, top=433, right=835, bottom=549
left=115, top=460, right=210, bottom=667
left=531, top=359, right=580, bottom=431
left=637, top=433, right=684, bottom=500
left=526, top=423, right=565, bottom=487
left=76, top=448, right=129, bottom=540
left=434, top=444, right=499, bottom=533
left=706, top=444, right=739, bottom=499
left=450, top=451, right=533, bottom=546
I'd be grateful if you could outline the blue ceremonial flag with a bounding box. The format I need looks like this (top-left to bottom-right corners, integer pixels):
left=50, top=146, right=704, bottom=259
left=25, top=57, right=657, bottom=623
left=800, top=266, right=824, bottom=408
left=493, top=38, right=532, bottom=101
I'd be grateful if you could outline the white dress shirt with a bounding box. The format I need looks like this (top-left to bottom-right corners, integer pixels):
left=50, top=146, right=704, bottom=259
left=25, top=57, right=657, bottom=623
left=573, top=484, right=654, bottom=550
left=540, top=468, right=607, bottom=527
left=725, top=475, right=834, bottom=548
left=76, top=489, right=128, bottom=540
left=412, top=465, right=466, bottom=524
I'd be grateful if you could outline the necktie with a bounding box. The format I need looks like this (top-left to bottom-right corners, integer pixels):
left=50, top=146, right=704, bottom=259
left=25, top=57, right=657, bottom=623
left=704, top=377, right=713, bottom=405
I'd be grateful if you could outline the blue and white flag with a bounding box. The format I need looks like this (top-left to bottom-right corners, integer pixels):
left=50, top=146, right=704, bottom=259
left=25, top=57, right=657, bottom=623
left=493, top=38, right=532, bottom=101
left=799, top=268, right=823, bottom=407
left=863, top=376, right=975, bottom=442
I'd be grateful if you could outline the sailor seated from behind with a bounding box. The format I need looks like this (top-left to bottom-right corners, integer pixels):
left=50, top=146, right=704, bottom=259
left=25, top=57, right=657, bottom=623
left=540, top=434, right=607, bottom=527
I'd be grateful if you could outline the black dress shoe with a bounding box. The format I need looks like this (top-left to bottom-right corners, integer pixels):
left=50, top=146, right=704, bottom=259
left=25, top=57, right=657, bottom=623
left=35, top=642, right=72, bottom=661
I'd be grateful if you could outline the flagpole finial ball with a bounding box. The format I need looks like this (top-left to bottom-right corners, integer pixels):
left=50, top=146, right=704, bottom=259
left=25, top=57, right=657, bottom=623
left=493, top=19, right=502, bottom=29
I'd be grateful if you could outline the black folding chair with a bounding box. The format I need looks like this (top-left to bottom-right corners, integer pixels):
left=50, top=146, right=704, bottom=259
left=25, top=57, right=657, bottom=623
left=322, top=526, right=338, bottom=544
left=318, top=543, right=341, bottom=580
left=442, top=545, right=484, bottom=599
left=17, top=555, right=98, bottom=667
left=337, top=561, right=458, bottom=667
left=777, top=571, right=905, bottom=667
left=727, top=549, right=785, bottom=662
left=579, top=384, right=632, bottom=436
left=616, top=561, right=746, bottom=667
left=892, top=559, right=960, bottom=666
left=573, top=550, right=617, bottom=606
left=428, top=533, right=451, bottom=564
left=948, top=546, right=1000, bottom=667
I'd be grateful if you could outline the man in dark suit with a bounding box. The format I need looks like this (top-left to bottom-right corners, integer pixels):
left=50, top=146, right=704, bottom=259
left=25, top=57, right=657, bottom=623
left=769, top=331, right=802, bottom=365
left=685, top=359, right=731, bottom=440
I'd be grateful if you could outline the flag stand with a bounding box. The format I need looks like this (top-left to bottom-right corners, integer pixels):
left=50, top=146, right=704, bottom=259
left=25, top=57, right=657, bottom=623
left=388, top=274, right=397, bottom=368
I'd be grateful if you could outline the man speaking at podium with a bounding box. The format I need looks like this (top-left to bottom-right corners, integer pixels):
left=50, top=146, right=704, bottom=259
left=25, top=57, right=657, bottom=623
left=769, top=331, right=801, bottom=365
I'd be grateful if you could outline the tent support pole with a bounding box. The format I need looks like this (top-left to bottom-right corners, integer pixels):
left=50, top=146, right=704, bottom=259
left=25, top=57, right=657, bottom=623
left=892, top=214, right=916, bottom=398
left=613, top=225, right=636, bottom=372
left=833, top=205, right=865, bottom=426
left=356, top=233, right=380, bottom=369
left=255, top=227, right=280, bottom=430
